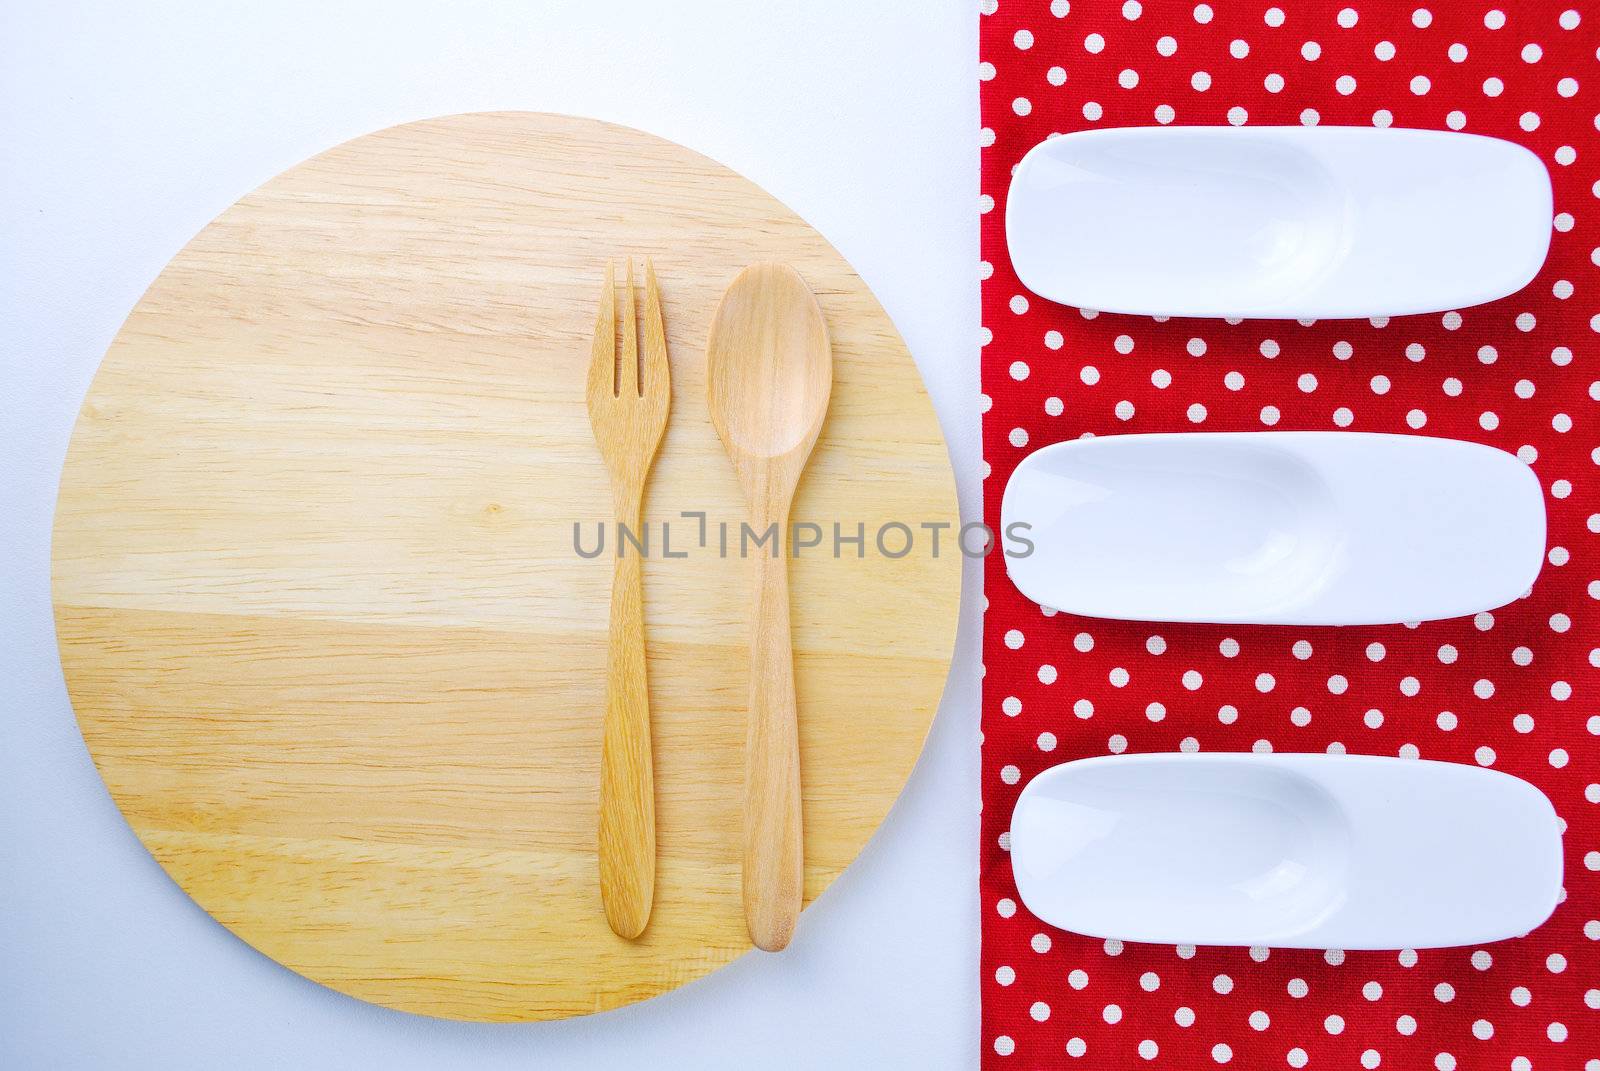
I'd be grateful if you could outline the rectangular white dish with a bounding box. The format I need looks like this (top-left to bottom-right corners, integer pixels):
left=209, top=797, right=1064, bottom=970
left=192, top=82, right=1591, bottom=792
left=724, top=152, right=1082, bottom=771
left=1005, top=126, right=1552, bottom=319
left=1001, top=431, right=1545, bottom=625
left=1010, top=753, right=1563, bottom=949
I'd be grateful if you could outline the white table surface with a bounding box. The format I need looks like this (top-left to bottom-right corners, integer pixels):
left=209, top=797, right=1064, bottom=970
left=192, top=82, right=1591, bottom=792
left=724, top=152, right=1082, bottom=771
left=0, top=2, right=981, bottom=1067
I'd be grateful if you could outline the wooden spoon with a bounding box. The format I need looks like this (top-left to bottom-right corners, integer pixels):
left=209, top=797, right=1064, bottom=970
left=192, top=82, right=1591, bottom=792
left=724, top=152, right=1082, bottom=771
left=706, top=263, right=833, bottom=952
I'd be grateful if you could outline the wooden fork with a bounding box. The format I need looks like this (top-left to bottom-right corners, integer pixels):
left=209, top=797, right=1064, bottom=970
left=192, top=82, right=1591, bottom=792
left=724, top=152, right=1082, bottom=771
left=586, top=259, right=670, bottom=939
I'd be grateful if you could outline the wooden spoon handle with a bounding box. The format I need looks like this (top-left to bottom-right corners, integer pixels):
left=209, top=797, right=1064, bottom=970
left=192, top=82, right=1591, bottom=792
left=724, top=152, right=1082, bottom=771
left=598, top=522, right=654, bottom=939
left=742, top=527, right=803, bottom=952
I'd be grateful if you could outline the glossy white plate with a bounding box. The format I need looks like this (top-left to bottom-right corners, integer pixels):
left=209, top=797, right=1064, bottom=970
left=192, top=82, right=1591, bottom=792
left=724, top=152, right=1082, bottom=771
left=1005, top=126, right=1552, bottom=319
left=1010, top=753, right=1562, bottom=949
left=1001, top=432, right=1545, bottom=625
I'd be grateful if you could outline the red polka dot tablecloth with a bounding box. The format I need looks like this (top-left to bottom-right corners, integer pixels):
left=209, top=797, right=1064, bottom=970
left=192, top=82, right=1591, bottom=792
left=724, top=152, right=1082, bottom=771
left=979, top=1, right=1599, bottom=1067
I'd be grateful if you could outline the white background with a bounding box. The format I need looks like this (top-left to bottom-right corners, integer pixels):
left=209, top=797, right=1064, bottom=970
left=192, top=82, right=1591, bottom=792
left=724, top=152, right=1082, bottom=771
left=0, top=2, right=981, bottom=1068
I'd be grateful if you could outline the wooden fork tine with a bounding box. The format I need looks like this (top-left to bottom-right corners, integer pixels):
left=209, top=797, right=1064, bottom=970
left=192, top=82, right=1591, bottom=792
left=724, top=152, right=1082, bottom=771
left=621, top=259, right=639, bottom=397
left=589, top=259, right=616, bottom=398
left=641, top=259, right=669, bottom=392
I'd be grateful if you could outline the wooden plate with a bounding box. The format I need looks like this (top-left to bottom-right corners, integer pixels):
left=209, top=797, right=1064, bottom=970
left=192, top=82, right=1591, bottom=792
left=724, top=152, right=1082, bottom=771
left=51, top=112, right=959, bottom=1021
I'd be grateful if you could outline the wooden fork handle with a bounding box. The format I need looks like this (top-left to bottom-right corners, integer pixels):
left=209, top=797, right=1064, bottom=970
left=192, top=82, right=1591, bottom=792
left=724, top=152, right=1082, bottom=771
left=742, top=526, right=803, bottom=952
left=598, top=507, right=655, bottom=939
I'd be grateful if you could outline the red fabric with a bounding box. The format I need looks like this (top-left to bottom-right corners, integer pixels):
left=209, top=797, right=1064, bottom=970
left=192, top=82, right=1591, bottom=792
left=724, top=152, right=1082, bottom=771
left=979, top=2, right=1598, bottom=1067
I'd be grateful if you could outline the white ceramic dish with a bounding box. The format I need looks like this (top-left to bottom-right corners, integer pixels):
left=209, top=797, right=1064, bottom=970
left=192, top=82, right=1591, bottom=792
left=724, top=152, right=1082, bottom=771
left=1010, top=753, right=1562, bottom=949
left=1001, top=432, right=1544, bottom=625
left=1005, top=126, right=1552, bottom=319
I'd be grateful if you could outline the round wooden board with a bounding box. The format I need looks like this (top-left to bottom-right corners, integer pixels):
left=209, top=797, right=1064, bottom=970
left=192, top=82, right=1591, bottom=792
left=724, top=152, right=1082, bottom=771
left=52, top=112, right=960, bottom=1022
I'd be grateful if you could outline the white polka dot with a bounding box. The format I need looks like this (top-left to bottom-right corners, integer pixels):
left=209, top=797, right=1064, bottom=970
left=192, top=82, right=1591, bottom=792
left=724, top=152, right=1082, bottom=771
left=1014, top=29, right=1034, bottom=49
left=1230, top=39, right=1249, bottom=58
left=1522, top=42, right=1542, bottom=62
left=1288, top=978, right=1309, bottom=998
left=1561, top=9, right=1581, bottom=28
left=1411, top=75, right=1431, bottom=94
left=1301, top=108, right=1320, bottom=125
left=1449, top=42, right=1468, bottom=61
left=1249, top=1010, right=1270, bottom=1030
left=1472, top=949, right=1493, bottom=970
left=1484, top=76, right=1504, bottom=96
left=1031, top=932, right=1051, bottom=953
left=1362, top=1051, right=1381, bottom=1069
left=1175, top=1006, right=1196, bottom=1026
left=1548, top=1022, right=1568, bottom=1042
left=1069, top=968, right=1089, bottom=989
left=1005, top=629, right=1024, bottom=649
left=994, top=1036, right=1014, bottom=1056
left=1303, top=41, right=1322, bottom=60
left=1066, top=1037, right=1086, bottom=1058
left=1326, top=1014, right=1346, bottom=1034
left=1511, top=985, right=1531, bottom=1006
left=1008, top=427, right=1028, bottom=448
left=1288, top=1049, right=1309, bottom=1069
left=995, top=964, right=1015, bottom=985
left=1266, top=7, right=1285, bottom=26
left=1012, top=97, right=1033, bottom=116
left=1260, top=406, right=1280, bottom=426
left=1213, top=973, right=1234, bottom=994
left=1038, top=731, right=1057, bottom=752
left=1002, top=695, right=1022, bottom=716
left=1397, top=1014, right=1418, bottom=1034
left=1212, top=1043, right=1232, bottom=1064
left=1413, top=8, right=1432, bottom=27
left=1187, top=403, right=1207, bottom=423
left=1476, top=745, right=1496, bottom=766
left=1265, top=72, right=1285, bottom=92
left=1103, top=1003, right=1122, bottom=1024
left=1123, top=0, right=1142, bottom=17
left=1192, top=70, right=1212, bottom=91
left=1085, top=33, right=1105, bottom=53
left=1182, top=670, right=1202, bottom=690
left=1328, top=674, right=1349, bottom=694
left=1157, top=35, right=1178, bottom=56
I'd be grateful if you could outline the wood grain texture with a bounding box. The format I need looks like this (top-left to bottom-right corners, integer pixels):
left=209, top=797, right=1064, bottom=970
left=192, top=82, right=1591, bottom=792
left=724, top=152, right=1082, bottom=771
left=51, top=112, right=959, bottom=1022
left=706, top=263, right=833, bottom=953
left=588, top=259, right=671, bottom=940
